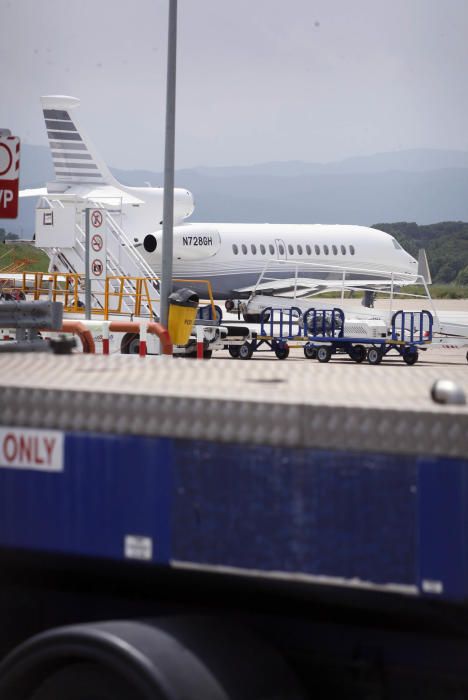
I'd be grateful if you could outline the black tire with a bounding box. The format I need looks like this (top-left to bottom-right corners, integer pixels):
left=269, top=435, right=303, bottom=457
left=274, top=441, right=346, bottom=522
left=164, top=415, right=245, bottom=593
left=239, top=342, right=253, bottom=360
left=350, top=344, right=366, bottom=363
left=228, top=345, right=240, bottom=358
left=29, top=662, right=144, bottom=700
left=274, top=344, right=289, bottom=360
left=317, top=345, right=332, bottom=363
left=120, top=333, right=139, bottom=355
left=203, top=349, right=213, bottom=360
left=367, top=347, right=383, bottom=365
left=303, top=344, right=317, bottom=359
left=403, top=349, right=419, bottom=365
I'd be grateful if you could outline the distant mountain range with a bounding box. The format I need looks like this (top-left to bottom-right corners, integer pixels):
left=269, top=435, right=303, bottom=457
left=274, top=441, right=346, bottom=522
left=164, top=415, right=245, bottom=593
left=6, top=146, right=468, bottom=236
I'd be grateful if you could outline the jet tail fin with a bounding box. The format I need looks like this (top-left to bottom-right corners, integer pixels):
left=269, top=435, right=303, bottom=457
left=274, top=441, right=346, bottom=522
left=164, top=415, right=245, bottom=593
left=41, top=95, right=117, bottom=186
left=418, top=248, right=432, bottom=284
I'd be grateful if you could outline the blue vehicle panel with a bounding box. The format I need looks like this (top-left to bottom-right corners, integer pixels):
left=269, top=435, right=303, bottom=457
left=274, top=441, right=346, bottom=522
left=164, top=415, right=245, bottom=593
left=0, top=431, right=467, bottom=601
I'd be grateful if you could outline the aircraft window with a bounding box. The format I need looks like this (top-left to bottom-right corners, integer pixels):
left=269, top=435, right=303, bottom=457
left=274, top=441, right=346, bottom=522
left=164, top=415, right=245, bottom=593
left=315, top=245, right=320, bottom=255
left=332, top=245, right=338, bottom=255
left=278, top=244, right=285, bottom=255
left=251, top=244, right=257, bottom=255
left=306, top=245, right=311, bottom=255
left=232, top=244, right=239, bottom=255
left=241, top=244, right=247, bottom=254
left=391, top=237, right=402, bottom=250
left=324, top=245, right=329, bottom=255
left=288, top=244, right=294, bottom=255
left=260, top=244, right=266, bottom=255
left=297, top=244, right=303, bottom=255
left=350, top=245, right=355, bottom=255
left=340, top=245, right=346, bottom=255
left=269, top=244, right=275, bottom=255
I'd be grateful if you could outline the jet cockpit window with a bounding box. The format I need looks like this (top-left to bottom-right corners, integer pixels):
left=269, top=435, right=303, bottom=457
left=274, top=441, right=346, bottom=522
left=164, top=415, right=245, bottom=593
left=260, top=244, right=266, bottom=255
left=251, top=244, right=257, bottom=254
left=241, top=244, right=247, bottom=254
left=350, top=245, right=355, bottom=255
left=297, top=244, right=303, bottom=255
left=315, top=245, right=320, bottom=255
left=332, top=245, right=338, bottom=255
left=269, top=244, right=275, bottom=255
left=232, top=244, right=239, bottom=255
left=391, top=237, right=402, bottom=250
left=324, top=245, right=329, bottom=255
left=306, top=245, right=311, bottom=255
left=288, top=244, right=294, bottom=255
left=340, top=245, right=346, bottom=255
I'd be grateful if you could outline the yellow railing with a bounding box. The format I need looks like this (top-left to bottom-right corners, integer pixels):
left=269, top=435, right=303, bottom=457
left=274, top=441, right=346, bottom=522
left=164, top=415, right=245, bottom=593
left=21, top=272, right=84, bottom=312
left=3, top=271, right=218, bottom=321
left=103, top=276, right=217, bottom=320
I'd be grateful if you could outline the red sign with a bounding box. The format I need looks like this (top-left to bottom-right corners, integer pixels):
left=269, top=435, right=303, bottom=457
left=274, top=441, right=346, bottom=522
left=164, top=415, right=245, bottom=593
left=91, top=210, right=103, bottom=227
left=92, top=259, right=104, bottom=276
left=91, top=233, right=103, bottom=252
left=0, top=136, right=20, bottom=219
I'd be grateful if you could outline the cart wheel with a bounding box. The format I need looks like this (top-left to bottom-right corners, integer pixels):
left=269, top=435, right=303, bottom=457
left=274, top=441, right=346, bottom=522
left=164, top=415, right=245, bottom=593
left=403, top=348, right=419, bottom=365
left=239, top=342, right=253, bottom=360
left=275, top=344, right=289, bottom=360
left=465, top=350, right=468, bottom=363
left=228, top=345, right=240, bottom=358
left=303, top=343, right=317, bottom=360
left=350, top=344, right=366, bottom=363
left=367, top=347, right=383, bottom=365
left=317, top=345, right=332, bottom=363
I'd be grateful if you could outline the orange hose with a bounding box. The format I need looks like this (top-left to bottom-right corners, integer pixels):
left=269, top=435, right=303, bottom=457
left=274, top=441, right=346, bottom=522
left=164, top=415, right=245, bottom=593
left=109, top=320, right=173, bottom=356
left=61, top=320, right=96, bottom=354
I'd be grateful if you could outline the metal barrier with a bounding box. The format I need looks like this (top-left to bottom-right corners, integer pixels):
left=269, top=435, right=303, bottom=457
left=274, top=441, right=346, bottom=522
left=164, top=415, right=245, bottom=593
left=391, top=310, right=433, bottom=344
left=303, top=307, right=345, bottom=339
left=260, top=307, right=303, bottom=339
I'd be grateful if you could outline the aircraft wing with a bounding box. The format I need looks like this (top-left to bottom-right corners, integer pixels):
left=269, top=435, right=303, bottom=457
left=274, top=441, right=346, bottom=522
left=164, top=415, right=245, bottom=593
left=19, top=188, right=48, bottom=198
left=19, top=185, right=144, bottom=206
left=233, top=277, right=408, bottom=298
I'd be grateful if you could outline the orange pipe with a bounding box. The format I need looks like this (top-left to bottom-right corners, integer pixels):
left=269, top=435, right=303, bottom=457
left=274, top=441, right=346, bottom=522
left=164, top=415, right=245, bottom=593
left=109, top=320, right=173, bottom=356
left=61, top=320, right=96, bottom=354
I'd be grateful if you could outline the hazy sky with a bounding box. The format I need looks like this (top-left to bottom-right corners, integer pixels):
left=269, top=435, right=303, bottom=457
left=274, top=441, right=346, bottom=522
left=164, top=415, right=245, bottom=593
left=1, top=0, right=468, bottom=170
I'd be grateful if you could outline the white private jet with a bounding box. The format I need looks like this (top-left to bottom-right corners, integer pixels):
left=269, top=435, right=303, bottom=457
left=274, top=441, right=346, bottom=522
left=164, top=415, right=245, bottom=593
left=21, top=95, right=420, bottom=304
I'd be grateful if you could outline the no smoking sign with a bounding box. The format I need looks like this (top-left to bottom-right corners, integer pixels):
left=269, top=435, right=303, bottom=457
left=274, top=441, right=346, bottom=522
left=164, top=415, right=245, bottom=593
left=87, top=208, right=106, bottom=279
left=91, top=233, right=103, bottom=252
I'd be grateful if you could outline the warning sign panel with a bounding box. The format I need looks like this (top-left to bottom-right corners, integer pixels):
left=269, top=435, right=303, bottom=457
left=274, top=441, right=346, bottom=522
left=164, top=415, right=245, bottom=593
left=87, top=208, right=107, bottom=280
left=91, top=259, right=104, bottom=276
left=0, top=135, right=20, bottom=219
left=91, top=233, right=103, bottom=252
left=91, top=210, right=103, bottom=228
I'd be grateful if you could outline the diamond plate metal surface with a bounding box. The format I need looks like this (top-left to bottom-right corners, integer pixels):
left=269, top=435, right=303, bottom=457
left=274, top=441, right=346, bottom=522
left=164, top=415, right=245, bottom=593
left=1, top=353, right=467, bottom=457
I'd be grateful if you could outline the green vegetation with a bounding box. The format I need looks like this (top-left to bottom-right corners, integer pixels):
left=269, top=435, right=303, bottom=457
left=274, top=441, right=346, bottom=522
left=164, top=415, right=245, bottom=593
left=0, top=240, right=49, bottom=273
left=400, top=284, right=468, bottom=299
left=373, top=221, right=468, bottom=285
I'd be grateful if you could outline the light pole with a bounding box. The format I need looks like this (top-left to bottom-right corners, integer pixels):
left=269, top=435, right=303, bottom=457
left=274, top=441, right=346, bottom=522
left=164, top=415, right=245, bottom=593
left=160, top=0, right=178, bottom=329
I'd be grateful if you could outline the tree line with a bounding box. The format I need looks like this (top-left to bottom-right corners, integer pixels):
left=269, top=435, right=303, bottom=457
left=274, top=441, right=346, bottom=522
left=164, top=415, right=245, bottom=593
left=372, top=221, right=468, bottom=285
left=0, top=229, right=19, bottom=243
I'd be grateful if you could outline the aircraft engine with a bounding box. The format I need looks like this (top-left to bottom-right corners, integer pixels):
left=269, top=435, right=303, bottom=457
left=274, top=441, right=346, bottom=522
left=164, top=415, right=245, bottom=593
left=143, top=225, right=221, bottom=260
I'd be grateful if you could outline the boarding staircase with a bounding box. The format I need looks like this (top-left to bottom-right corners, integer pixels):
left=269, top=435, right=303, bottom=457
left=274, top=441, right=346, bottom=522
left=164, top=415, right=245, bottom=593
left=44, top=200, right=160, bottom=318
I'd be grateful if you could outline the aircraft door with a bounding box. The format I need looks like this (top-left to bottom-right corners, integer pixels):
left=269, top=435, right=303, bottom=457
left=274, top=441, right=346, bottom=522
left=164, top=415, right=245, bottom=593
left=275, top=239, right=287, bottom=259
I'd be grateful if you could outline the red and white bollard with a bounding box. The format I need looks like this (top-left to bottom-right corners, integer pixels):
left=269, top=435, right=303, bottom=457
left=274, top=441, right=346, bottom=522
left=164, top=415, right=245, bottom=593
left=196, top=325, right=204, bottom=359
left=102, top=322, right=110, bottom=355
left=139, top=321, right=148, bottom=358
